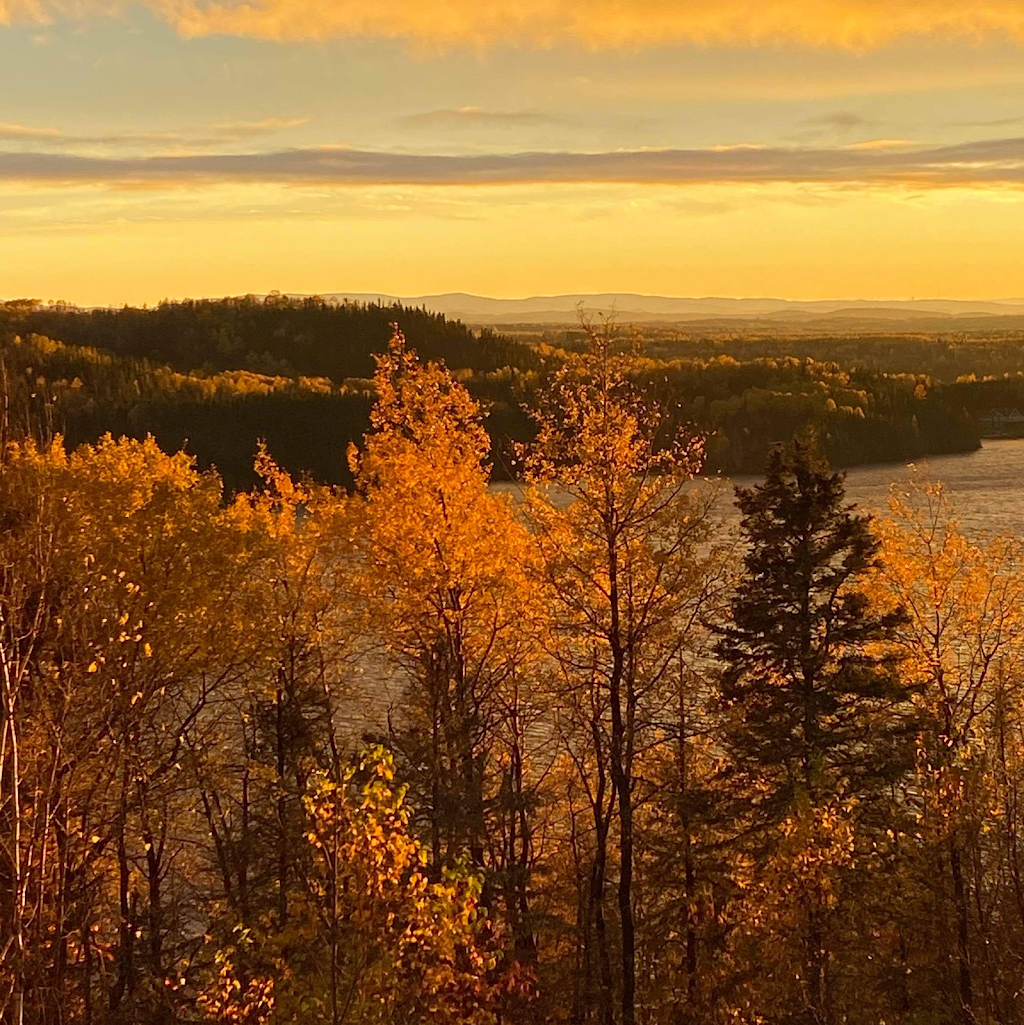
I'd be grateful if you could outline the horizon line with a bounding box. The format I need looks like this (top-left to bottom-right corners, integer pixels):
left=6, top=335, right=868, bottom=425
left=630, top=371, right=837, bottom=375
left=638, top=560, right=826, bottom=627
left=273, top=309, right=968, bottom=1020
left=9, top=291, right=1024, bottom=305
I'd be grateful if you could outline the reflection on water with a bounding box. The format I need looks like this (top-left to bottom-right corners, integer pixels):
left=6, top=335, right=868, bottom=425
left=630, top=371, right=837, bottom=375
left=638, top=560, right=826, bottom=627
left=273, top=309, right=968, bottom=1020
left=494, top=438, right=1024, bottom=540
left=801, top=438, right=1024, bottom=538
left=360, top=441, right=1024, bottom=725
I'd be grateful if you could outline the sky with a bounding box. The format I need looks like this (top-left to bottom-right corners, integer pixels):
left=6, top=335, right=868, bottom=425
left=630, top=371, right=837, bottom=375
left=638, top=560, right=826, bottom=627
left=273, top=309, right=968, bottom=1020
left=3, top=1, right=1024, bottom=304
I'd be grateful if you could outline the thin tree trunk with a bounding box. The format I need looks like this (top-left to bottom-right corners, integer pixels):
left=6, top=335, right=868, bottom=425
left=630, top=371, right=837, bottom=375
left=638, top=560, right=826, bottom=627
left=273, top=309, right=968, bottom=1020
left=678, top=680, right=698, bottom=1015
left=276, top=676, right=289, bottom=927
left=589, top=694, right=615, bottom=1025
left=330, top=810, right=340, bottom=1025
left=83, top=903, right=93, bottom=1025
left=591, top=823, right=615, bottom=1025
left=607, top=535, right=636, bottom=1025
left=0, top=641, right=25, bottom=1025
left=110, top=783, right=134, bottom=1013
left=806, top=898, right=826, bottom=1025
left=143, top=821, right=163, bottom=982
left=429, top=672, right=443, bottom=875
left=572, top=809, right=588, bottom=1025
left=512, top=736, right=536, bottom=962
left=612, top=727, right=635, bottom=1025
left=949, top=840, right=975, bottom=1024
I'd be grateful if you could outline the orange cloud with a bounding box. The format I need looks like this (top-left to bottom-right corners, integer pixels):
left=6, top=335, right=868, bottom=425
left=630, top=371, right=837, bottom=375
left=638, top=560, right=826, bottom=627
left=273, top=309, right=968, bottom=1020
left=210, top=117, right=309, bottom=137
left=0, top=122, right=61, bottom=138
left=0, top=117, right=309, bottom=152
left=6, top=138, right=1024, bottom=188
left=5, top=0, right=1024, bottom=47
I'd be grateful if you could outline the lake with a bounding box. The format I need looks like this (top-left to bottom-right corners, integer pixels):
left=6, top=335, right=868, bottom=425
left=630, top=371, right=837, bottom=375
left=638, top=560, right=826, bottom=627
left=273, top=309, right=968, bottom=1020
left=804, top=438, right=1024, bottom=539
left=347, top=439, right=1024, bottom=729
left=495, top=438, right=1024, bottom=540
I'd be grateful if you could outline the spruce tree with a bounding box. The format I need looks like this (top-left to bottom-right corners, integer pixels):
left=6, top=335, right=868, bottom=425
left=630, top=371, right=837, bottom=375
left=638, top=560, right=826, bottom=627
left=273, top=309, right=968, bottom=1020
left=716, top=441, right=913, bottom=813
left=715, top=441, right=916, bottom=1023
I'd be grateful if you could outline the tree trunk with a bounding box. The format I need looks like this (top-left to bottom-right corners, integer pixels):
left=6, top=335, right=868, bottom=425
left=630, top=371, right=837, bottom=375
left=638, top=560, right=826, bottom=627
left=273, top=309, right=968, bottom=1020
left=806, top=898, right=826, bottom=1025
left=678, top=682, right=698, bottom=1015
left=591, top=822, right=615, bottom=1025
left=949, top=840, right=975, bottom=1024
left=143, top=821, right=163, bottom=982
left=607, top=536, right=636, bottom=1025
left=1, top=643, right=25, bottom=1025
left=588, top=710, right=615, bottom=1025
left=110, top=790, right=134, bottom=1013
left=276, top=677, right=289, bottom=927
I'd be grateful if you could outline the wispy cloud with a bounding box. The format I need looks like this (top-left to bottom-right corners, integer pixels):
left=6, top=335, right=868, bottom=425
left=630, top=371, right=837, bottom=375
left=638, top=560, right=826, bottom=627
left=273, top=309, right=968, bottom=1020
left=0, top=123, right=192, bottom=146
left=0, top=117, right=309, bottom=149
left=945, top=115, right=1024, bottom=129
left=398, top=108, right=572, bottom=129
left=842, top=138, right=916, bottom=150
left=5, top=137, right=1024, bottom=188
left=800, top=111, right=872, bottom=133
left=0, top=122, right=62, bottom=139
left=789, top=111, right=881, bottom=145
left=5, top=0, right=1024, bottom=48
left=210, top=117, right=310, bottom=138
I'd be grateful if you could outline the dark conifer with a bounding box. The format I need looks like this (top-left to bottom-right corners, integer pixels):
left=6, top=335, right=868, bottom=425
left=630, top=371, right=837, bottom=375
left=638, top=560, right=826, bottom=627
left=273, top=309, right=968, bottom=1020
left=715, top=440, right=915, bottom=819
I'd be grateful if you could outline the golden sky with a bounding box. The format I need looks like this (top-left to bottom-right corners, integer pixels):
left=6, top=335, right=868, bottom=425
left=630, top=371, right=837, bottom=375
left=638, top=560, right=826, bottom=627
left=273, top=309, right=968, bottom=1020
left=3, top=0, right=1024, bottom=303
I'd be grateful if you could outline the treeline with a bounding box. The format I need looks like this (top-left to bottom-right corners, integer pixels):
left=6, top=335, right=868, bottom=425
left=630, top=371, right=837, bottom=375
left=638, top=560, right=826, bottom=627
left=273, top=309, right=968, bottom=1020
left=6, top=296, right=1024, bottom=488
left=2, top=325, right=1024, bottom=1025
left=0, top=331, right=373, bottom=490
left=0, top=294, right=534, bottom=378
left=541, top=325, right=1024, bottom=382
left=0, top=296, right=538, bottom=489
left=631, top=356, right=979, bottom=470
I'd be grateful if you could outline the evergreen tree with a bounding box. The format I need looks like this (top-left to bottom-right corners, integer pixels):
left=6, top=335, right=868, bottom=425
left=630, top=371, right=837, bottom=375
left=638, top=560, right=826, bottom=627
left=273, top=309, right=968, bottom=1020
left=715, top=441, right=915, bottom=1024
left=716, top=441, right=913, bottom=812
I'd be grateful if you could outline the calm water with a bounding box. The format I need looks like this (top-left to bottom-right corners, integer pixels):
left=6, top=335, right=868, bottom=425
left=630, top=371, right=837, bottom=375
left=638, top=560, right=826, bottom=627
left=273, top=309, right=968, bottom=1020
left=801, top=438, right=1024, bottom=539
left=495, top=438, right=1024, bottom=540
left=349, top=440, right=1024, bottom=727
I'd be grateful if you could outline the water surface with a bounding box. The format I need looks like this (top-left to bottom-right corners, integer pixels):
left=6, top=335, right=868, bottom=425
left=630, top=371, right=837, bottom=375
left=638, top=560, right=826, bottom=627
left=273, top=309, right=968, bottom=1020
left=802, top=439, right=1024, bottom=538
left=496, top=439, right=1024, bottom=539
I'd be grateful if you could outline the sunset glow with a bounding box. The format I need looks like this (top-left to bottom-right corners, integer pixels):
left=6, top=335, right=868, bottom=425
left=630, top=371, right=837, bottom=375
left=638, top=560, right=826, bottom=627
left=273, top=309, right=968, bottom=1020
left=4, top=1, right=1024, bottom=302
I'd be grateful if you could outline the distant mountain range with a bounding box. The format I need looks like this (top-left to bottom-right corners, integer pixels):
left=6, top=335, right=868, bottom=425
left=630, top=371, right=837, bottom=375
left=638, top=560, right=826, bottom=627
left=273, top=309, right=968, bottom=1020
left=322, top=292, right=1024, bottom=326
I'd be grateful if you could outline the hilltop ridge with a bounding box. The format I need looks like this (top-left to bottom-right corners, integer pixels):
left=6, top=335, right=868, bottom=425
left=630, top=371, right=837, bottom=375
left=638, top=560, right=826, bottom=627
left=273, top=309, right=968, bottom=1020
left=322, top=292, right=1024, bottom=326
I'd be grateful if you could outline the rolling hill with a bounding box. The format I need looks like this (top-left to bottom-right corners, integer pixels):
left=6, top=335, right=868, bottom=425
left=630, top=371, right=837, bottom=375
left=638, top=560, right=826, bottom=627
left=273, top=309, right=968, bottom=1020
left=322, top=292, right=1024, bottom=326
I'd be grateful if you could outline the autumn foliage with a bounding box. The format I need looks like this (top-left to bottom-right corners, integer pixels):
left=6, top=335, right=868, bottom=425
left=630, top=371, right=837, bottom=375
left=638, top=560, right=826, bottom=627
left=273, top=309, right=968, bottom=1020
left=1, top=323, right=1023, bottom=1025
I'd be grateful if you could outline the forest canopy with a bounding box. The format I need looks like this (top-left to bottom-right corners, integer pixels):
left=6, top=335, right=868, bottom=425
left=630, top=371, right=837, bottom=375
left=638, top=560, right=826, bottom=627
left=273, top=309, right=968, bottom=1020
left=3, top=294, right=1023, bottom=489
left=1, top=323, right=1022, bottom=1025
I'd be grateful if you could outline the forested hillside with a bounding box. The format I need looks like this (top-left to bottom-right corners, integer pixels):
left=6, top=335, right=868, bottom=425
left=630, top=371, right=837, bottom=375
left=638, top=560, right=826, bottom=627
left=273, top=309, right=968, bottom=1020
left=2, top=325, right=1023, bottom=1025
left=1, top=294, right=533, bottom=378
left=541, top=324, right=1024, bottom=380
left=5, top=295, right=1024, bottom=488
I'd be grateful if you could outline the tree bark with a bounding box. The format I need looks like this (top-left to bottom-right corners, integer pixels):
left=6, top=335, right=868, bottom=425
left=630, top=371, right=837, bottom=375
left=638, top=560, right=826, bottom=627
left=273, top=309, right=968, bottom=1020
left=607, top=534, right=636, bottom=1025
left=949, top=840, right=975, bottom=1024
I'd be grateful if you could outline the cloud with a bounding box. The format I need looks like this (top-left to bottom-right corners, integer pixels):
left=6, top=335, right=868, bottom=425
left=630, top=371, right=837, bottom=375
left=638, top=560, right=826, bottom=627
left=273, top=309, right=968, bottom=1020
left=6, top=136, right=1024, bottom=189
left=0, top=122, right=189, bottom=146
left=398, top=108, right=571, bottom=129
left=5, top=0, right=1024, bottom=48
left=800, top=111, right=872, bottom=132
left=946, top=115, right=1024, bottom=128
left=791, top=111, right=875, bottom=144
left=210, top=117, right=310, bottom=138
left=81, top=131, right=190, bottom=145
left=0, top=122, right=62, bottom=139
left=842, top=138, right=916, bottom=150
left=0, top=118, right=308, bottom=149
